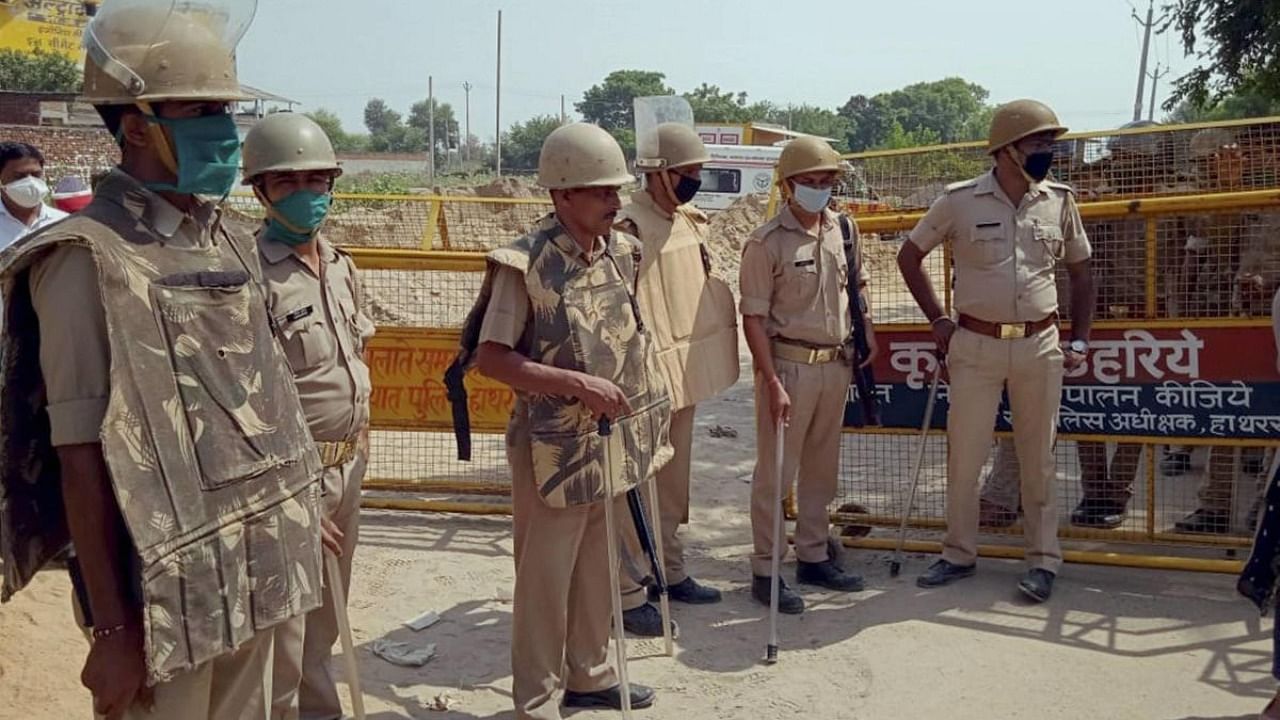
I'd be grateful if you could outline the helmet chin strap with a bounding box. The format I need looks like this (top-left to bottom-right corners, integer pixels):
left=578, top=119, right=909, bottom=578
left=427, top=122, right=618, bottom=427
left=252, top=184, right=320, bottom=238
left=137, top=102, right=181, bottom=178
left=1005, top=145, right=1038, bottom=185
left=657, top=168, right=683, bottom=208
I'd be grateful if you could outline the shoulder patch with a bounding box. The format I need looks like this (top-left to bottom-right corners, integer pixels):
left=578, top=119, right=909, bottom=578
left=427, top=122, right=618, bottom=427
left=944, top=178, right=980, bottom=194
left=1043, top=180, right=1077, bottom=196
left=745, top=215, right=784, bottom=246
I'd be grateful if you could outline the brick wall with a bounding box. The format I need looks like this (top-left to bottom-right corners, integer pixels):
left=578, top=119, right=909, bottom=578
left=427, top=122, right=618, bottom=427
left=0, top=124, right=118, bottom=182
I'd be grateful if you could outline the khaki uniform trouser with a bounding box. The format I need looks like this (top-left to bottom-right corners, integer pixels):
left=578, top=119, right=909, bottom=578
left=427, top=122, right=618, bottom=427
left=272, top=451, right=367, bottom=720
left=620, top=405, right=695, bottom=610
left=508, top=421, right=621, bottom=720
left=750, top=357, right=850, bottom=577
left=79, top=620, right=275, bottom=720
left=944, top=326, right=1063, bottom=573
left=980, top=439, right=1143, bottom=510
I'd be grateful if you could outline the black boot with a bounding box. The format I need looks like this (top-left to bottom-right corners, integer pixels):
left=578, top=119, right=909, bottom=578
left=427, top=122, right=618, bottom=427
left=796, top=559, right=864, bottom=592
left=751, top=574, right=804, bottom=614
left=1174, top=508, right=1229, bottom=534
left=564, top=683, right=656, bottom=709
left=1069, top=498, right=1128, bottom=529
left=1017, top=568, right=1055, bottom=603
left=916, top=559, right=976, bottom=588
left=654, top=576, right=722, bottom=604
left=621, top=602, right=678, bottom=638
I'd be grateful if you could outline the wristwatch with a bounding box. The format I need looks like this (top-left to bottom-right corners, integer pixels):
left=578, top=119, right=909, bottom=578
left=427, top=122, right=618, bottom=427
left=1068, top=339, right=1089, bottom=354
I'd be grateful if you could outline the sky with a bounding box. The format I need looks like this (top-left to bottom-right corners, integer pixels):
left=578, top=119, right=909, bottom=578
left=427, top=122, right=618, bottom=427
left=236, top=0, right=1197, bottom=142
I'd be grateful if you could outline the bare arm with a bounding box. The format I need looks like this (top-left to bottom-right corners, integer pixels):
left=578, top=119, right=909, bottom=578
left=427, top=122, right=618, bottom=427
left=896, top=242, right=946, bottom=323
left=1066, top=257, right=1096, bottom=340
left=475, top=341, right=630, bottom=418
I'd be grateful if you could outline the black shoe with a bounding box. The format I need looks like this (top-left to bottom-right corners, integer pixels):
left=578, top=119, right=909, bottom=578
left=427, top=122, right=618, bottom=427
left=751, top=574, right=805, bottom=614
left=796, top=559, right=865, bottom=592
left=1017, top=568, right=1055, bottom=603
left=564, top=683, right=656, bottom=710
left=653, top=576, right=722, bottom=605
left=1174, top=508, right=1230, bottom=534
left=621, top=603, right=678, bottom=638
left=1069, top=498, right=1129, bottom=529
left=916, top=559, right=976, bottom=588
left=1161, top=451, right=1192, bottom=476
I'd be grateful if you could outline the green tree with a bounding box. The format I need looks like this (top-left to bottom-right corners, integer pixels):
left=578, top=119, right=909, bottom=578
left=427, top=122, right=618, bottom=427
left=0, top=48, right=81, bottom=92
left=1165, top=82, right=1280, bottom=121
left=363, top=98, right=402, bottom=136
left=502, top=114, right=564, bottom=171
left=1165, top=0, right=1280, bottom=109
left=684, top=83, right=752, bottom=123
left=408, top=98, right=460, bottom=160
left=576, top=70, right=673, bottom=132
left=760, top=104, right=853, bottom=151
left=839, top=78, right=992, bottom=151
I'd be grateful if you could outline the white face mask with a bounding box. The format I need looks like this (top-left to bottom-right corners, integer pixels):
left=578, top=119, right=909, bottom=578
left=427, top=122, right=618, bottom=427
left=3, top=176, right=48, bottom=210
left=791, top=182, right=832, bottom=214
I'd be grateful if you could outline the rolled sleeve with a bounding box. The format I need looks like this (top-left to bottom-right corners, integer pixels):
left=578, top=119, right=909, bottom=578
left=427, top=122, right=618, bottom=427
left=738, top=240, right=774, bottom=317
left=478, top=265, right=530, bottom=348
left=908, top=193, right=952, bottom=253
left=1061, top=193, right=1092, bottom=263
left=30, top=245, right=111, bottom=446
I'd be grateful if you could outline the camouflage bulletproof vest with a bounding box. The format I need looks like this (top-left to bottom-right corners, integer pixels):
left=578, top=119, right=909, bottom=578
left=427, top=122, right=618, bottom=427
left=617, top=193, right=739, bottom=410
left=467, top=215, right=673, bottom=508
left=0, top=194, right=323, bottom=684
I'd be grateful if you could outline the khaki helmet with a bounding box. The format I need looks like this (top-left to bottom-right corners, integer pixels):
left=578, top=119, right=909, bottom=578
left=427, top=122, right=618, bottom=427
left=1190, top=127, right=1237, bottom=158
left=637, top=123, right=711, bottom=171
left=242, top=113, right=342, bottom=184
left=777, top=136, right=841, bottom=180
left=82, top=0, right=256, bottom=104
left=537, top=122, right=633, bottom=189
left=987, top=99, right=1068, bottom=154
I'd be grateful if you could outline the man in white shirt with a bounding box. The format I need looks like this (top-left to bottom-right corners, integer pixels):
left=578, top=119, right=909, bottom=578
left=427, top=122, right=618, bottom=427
left=0, top=142, right=68, bottom=251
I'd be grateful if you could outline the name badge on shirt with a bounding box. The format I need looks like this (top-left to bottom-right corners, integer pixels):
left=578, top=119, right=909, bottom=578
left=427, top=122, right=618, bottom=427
left=278, top=305, right=314, bottom=326
left=793, top=259, right=816, bottom=268
left=975, top=221, right=1002, bottom=229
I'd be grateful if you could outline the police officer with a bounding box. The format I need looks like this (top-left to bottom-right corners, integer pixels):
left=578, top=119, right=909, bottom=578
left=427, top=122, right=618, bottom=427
left=0, top=2, right=324, bottom=719
left=459, top=122, right=672, bottom=718
left=899, top=99, right=1096, bottom=603
left=241, top=112, right=375, bottom=720
left=613, top=120, right=739, bottom=635
left=740, top=136, right=873, bottom=615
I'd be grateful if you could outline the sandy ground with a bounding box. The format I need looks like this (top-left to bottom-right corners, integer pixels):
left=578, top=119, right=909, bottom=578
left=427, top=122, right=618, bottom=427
left=1, top=347, right=1274, bottom=720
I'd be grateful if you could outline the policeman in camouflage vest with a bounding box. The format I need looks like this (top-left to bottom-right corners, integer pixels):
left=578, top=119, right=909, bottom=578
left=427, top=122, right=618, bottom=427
left=455, top=122, right=672, bottom=719
left=241, top=112, right=376, bottom=720
left=0, top=2, right=324, bottom=718
left=613, top=120, right=739, bottom=636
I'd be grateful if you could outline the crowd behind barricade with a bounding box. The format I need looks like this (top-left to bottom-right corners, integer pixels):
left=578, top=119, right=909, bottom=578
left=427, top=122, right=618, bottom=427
left=3, top=2, right=1280, bottom=720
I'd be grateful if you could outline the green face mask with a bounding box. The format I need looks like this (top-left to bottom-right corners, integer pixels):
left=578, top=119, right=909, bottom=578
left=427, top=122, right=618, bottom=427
left=265, top=190, right=332, bottom=246
left=143, top=113, right=242, bottom=197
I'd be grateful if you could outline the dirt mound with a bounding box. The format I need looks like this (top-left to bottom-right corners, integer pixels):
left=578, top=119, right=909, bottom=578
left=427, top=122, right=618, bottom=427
left=471, top=176, right=542, bottom=199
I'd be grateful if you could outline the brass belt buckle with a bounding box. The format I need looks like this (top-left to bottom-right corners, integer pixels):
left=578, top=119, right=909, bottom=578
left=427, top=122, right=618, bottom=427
left=998, top=323, right=1026, bottom=339
left=807, top=348, right=820, bottom=364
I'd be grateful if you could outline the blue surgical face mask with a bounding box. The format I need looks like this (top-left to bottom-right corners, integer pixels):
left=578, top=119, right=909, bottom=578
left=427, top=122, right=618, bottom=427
left=143, top=113, right=242, bottom=197
left=264, top=190, right=332, bottom=246
left=791, top=182, right=832, bottom=214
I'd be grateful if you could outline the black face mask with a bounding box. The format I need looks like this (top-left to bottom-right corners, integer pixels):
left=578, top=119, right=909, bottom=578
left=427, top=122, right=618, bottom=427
left=1022, top=151, right=1054, bottom=182
left=672, top=173, right=702, bottom=204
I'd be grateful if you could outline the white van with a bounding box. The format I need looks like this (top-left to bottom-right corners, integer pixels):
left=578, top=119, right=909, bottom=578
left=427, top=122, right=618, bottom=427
left=691, top=144, right=781, bottom=213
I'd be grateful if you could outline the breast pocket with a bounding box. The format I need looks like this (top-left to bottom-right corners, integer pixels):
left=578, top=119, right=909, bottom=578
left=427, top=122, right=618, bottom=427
left=1034, top=224, right=1066, bottom=265
left=780, top=245, right=820, bottom=303
left=150, top=271, right=298, bottom=490
left=968, top=223, right=1010, bottom=265
left=281, top=315, right=336, bottom=372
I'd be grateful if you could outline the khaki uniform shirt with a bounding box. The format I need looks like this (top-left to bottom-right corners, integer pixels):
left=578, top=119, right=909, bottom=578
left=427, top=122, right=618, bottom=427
left=257, top=232, right=375, bottom=442
left=909, top=171, right=1091, bottom=323
left=738, top=206, right=862, bottom=347
left=30, top=169, right=220, bottom=447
